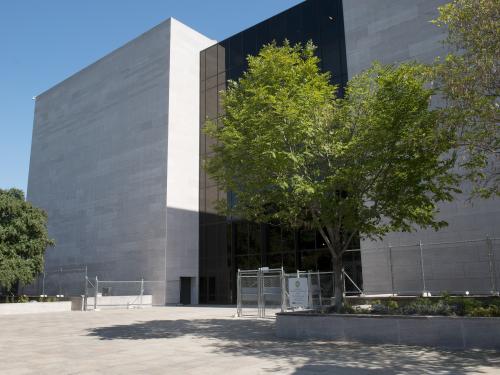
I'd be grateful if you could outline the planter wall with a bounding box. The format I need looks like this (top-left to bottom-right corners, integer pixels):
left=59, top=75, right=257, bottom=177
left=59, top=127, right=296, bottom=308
left=0, top=301, right=71, bottom=315
left=276, top=312, right=500, bottom=350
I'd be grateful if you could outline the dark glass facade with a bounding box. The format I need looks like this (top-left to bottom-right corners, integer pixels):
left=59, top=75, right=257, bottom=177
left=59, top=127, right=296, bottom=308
left=199, top=0, right=361, bottom=304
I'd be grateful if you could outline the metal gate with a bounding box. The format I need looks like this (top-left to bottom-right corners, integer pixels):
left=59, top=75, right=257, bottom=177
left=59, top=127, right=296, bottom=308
left=237, top=268, right=284, bottom=318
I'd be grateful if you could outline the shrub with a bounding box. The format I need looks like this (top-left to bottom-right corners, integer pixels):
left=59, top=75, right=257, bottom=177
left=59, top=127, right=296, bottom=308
left=451, top=297, right=481, bottom=316
left=386, top=299, right=399, bottom=311
left=17, top=295, right=29, bottom=303
left=468, top=305, right=500, bottom=317
left=371, top=303, right=390, bottom=314
left=399, top=298, right=454, bottom=316
left=346, top=297, right=500, bottom=317
left=351, top=304, right=372, bottom=314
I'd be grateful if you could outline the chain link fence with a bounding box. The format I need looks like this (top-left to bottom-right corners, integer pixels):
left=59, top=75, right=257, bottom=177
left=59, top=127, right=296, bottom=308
left=22, top=237, right=499, bottom=310
left=358, top=236, right=500, bottom=296
left=21, top=266, right=166, bottom=309
left=237, top=237, right=499, bottom=318
left=84, top=277, right=165, bottom=310
left=22, top=266, right=88, bottom=298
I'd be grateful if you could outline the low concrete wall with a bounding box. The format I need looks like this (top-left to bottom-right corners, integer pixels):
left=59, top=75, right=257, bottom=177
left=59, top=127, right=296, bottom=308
left=0, top=301, right=71, bottom=315
left=276, top=313, right=500, bottom=350
left=86, top=295, right=153, bottom=310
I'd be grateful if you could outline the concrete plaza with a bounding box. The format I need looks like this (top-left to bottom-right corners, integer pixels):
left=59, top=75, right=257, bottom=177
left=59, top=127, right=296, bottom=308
left=0, top=306, right=499, bottom=374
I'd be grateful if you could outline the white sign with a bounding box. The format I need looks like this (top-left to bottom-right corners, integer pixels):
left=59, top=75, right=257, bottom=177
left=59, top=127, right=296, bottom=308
left=288, top=278, right=309, bottom=309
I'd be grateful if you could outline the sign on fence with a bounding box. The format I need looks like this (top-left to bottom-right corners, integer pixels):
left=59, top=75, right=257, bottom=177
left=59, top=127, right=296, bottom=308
left=288, top=277, right=309, bottom=308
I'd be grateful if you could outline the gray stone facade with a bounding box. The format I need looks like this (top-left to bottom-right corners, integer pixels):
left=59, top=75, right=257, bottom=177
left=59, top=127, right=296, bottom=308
left=27, top=19, right=213, bottom=304
left=343, top=0, right=500, bottom=295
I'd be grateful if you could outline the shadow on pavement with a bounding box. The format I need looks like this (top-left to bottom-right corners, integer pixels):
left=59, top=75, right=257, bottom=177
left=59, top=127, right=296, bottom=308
left=87, top=318, right=500, bottom=374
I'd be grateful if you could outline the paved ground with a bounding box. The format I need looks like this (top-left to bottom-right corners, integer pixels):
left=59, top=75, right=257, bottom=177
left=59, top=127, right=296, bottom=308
left=1, top=306, right=499, bottom=374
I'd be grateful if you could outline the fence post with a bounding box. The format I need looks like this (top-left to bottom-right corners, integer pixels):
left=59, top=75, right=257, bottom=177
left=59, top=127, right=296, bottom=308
left=486, top=236, right=498, bottom=295
left=84, top=266, right=87, bottom=297
left=94, top=276, right=98, bottom=311
left=84, top=275, right=88, bottom=311
left=419, top=241, right=427, bottom=295
left=317, top=272, right=322, bottom=307
left=261, top=269, right=265, bottom=318
left=58, top=267, right=62, bottom=296
left=257, top=268, right=265, bottom=318
left=280, top=267, right=286, bottom=313
left=140, top=278, right=144, bottom=308
left=388, top=244, right=395, bottom=296
left=42, top=271, right=46, bottom=297
left=236, top=269, right=242, bottom=317
left=342, top=266, right=346, bottom=299
left=307, top=271, right=313, bottom=309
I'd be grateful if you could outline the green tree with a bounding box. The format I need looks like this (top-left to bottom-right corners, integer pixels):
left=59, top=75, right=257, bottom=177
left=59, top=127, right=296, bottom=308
left=433, top=0, right=499, bottom=196
left=0, top=188, right=54, bottom=292
left=205, top=42, right=459, bottom=310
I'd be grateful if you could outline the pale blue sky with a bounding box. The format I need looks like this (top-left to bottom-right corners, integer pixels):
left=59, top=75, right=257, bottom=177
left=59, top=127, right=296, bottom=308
left=0, top=0, right=302, bottom=192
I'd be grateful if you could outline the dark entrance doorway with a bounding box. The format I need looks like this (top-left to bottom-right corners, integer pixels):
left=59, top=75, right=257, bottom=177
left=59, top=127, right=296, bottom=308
left=180, top=277, right=191, bottom=305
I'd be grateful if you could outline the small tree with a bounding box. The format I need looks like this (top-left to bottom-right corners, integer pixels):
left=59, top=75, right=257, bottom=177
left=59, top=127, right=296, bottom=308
left=433, top=0, right=499, bottom=196
left=0, top=188, right=54, bottom=293
left=205, top=42, right=459, bottom=310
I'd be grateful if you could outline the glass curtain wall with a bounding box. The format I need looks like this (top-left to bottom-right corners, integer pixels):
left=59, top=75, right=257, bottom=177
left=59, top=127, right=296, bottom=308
left=199, top=0, right=358, bottom=304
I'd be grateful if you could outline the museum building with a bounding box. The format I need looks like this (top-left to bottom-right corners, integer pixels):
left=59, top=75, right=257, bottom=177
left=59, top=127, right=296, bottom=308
left=27, top=0, right=500, bottom=304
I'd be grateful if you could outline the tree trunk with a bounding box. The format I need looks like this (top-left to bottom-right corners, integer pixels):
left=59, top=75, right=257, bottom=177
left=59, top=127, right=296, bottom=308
left=7, top=280, right=19, bottom=297
left=333, top=255, right=344, bottom=313
left=313, top=221, right=345, bottom=312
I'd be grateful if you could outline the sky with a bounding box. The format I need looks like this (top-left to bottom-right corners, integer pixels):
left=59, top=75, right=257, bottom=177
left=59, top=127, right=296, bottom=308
left=0, top=0, right=303, bottom=192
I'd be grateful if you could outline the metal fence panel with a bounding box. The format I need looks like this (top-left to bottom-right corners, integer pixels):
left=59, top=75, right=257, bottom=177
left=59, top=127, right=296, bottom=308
left=25, top=266, right=87, bottom=297
left=360, top=237, right=500, bottom=296
left=391, top=244, right=425, bottom=295
left=493, top=238, right=500, bottom=294
left=422, top=239, right=491, bottom=294
left=359, top=247, right=393, bottom=295
left=261, top=273, right=283, bottom=317
left=238, top=275, right=259, bottom=317
left=85, top=278, right=164, bottom=310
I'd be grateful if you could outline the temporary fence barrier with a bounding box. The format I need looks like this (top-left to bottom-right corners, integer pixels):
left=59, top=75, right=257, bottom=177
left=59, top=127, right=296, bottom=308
left=84, top=277, right=165, bottom=310
left=24, top=266, right=88, bottom=298
left=358, top=236, right=500, bottom=296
